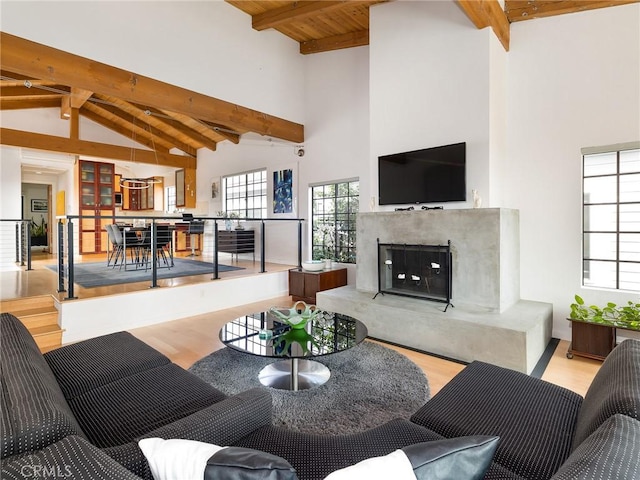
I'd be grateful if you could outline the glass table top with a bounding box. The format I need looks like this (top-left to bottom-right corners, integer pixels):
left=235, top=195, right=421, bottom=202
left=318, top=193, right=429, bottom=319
left=219, top=309, right=368, bottom=359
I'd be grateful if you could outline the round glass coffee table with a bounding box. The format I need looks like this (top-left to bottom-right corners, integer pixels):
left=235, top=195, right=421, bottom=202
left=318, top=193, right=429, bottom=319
left=219, top=309, right=368, bottom=391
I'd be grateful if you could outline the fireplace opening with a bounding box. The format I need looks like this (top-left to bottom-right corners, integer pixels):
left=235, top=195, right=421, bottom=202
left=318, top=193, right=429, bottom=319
left=375, top=239, right=452, bottom=308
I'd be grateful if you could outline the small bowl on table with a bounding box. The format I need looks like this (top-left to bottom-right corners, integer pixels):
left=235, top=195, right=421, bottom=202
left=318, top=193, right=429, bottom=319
left=301, top=260, right=324, bottom=272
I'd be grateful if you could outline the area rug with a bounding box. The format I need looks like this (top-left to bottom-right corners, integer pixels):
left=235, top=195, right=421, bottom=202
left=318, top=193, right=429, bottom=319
left=189, top=341, right=430, bottom=435
left=46, top=259, right=243, bottom=288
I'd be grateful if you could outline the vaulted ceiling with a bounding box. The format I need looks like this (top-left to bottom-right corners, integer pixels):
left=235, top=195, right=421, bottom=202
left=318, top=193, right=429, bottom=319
left=226, top=1, right=639, bottom=53
left=1, top=0, right=637, bottom=172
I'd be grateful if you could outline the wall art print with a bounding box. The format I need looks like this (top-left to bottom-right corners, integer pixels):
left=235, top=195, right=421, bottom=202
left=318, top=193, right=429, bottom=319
left=273, top=169, right=293, bottom=214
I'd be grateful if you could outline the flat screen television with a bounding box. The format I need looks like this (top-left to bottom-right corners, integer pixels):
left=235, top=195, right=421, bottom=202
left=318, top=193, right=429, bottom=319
left=378, top=142, right=466, bottom=205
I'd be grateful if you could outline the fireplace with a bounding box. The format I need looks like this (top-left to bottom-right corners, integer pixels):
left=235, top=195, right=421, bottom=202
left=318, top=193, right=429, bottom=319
left=376, top=239, right=452, bottom=307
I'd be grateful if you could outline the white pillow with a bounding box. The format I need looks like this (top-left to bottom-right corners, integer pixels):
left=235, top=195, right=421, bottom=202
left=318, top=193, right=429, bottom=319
left=138, top=438, right=226, bottom=480
left=324, top=449, right=417, bottom=480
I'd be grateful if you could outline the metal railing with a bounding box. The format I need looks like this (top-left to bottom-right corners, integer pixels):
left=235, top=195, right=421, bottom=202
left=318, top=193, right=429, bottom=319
left=56, top=214, right=304, bottom=300
left=0, top=219, right=34, bottom=271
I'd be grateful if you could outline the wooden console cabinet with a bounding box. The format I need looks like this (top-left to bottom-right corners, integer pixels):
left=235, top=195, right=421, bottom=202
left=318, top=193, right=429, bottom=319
left=289, top=267, right=347, bottom=304
left=218, top=230, right=255, bottom=260
left=567, top=319, right=617, bottom=361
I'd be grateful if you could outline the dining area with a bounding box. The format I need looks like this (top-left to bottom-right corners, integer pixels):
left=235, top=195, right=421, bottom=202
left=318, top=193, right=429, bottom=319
left=104, top=222, right=175, bottom=272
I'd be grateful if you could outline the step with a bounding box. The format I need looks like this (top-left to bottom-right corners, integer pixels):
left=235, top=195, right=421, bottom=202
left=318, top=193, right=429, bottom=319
left=29, top=324, right=64, bottom=353
left=16, top=309, right=59, bottom=330
left=0, top=295, right=55, bottom=314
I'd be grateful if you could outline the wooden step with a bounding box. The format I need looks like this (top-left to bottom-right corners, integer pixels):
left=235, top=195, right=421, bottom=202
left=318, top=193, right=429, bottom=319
left=30, top=324, right=64, bottom=353
left=0, top=294, right=55, bottom=314
left=1, top=295, right=62, bottom=352
left=15, top=308, right=59, bottom=329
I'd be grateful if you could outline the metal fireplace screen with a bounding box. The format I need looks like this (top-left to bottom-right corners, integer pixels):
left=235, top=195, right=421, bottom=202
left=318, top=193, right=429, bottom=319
left=376, top=240, right=452, bottom=305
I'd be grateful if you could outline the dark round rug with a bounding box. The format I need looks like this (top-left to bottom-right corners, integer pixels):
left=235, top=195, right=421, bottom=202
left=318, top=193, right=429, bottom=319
left=189, top=341, right=430, bottom=435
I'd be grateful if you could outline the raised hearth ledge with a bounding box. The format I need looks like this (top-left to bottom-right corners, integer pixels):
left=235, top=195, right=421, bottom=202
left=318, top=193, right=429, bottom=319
left=317, top=285, right=552, bottom=374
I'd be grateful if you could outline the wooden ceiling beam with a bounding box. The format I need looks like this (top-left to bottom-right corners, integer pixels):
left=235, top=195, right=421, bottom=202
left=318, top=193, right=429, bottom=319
left=0, top=85, right=68, bottom=97
left=147, top=108, right=218, bottom=151
left=0, top=127, right=196, bottom=169
left=200, top=120, right=241, bottom=144
left=157, top=109, right=223, bottom=149
left=0, top=98, right=61, bottom=110
left=0, top=32, right=304, bottom=143
left=505, top=1, right=639, bottom=22
left=300, top=29, right=369, bottom=54
left=81, top=105, right=171, bottom=153
left=82, top=102, right=178, bottom=152
left=92, top=94, right=200, bottom=155
left=456, top=0, right=510, bottom=51
left=70, top=87, right=93, bottom=108
left=252, top=1, right=358, bottom=31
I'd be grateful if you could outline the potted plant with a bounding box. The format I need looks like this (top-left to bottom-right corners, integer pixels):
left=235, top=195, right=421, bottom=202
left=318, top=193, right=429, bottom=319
left=30, top=216, right=47, bottom=246
left=569, top=294, right=640, bottom=331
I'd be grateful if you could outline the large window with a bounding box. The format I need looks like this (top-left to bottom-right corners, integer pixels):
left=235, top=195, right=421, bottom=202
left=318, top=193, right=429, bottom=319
left=223, top=170, right=267, bottom=219
left=583, top=146, right=640, bottom=291
left=311, top=180, right=359, bottom=264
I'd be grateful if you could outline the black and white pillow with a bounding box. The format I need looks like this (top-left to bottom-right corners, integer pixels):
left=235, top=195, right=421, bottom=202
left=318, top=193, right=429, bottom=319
left=138, top=438, right=297, bottom=480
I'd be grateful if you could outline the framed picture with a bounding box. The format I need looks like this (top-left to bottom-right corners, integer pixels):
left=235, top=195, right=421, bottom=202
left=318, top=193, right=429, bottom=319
left=273, top=169, right=293, bottom=214
left=31, top=199, right=48, bottom=212
left=270, top=164, right=297, bottom=218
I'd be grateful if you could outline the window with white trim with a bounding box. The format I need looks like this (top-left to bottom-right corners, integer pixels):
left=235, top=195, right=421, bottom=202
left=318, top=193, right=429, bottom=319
left=311, top=180, right=359, bottom=263
left=223, top=170, right=267, bottom=219
left=583, top=146, right=640, bottom=291
left=165, top=186, right=176, bottom=213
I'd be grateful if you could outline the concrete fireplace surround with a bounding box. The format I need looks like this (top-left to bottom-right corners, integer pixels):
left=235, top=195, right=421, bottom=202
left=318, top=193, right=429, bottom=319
left=317, top=208, right=552, bottom=374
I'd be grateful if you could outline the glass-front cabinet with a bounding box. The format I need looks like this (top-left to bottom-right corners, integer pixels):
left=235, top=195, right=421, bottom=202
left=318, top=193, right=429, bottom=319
left=78, top=160, right=115, bottom=253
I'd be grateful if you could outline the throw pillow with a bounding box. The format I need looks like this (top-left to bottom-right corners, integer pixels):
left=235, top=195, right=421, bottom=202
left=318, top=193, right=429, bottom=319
left=204, top=446, right=298, bottom=480
left=323, top=448, right=416, bottom=480
left=324, top=435, right=499, bottom=480
left=138, top=438, right=226, bottom=480
left=402, top=435, right=499, bottom=480
left=138, top=438, right=298, bottom=480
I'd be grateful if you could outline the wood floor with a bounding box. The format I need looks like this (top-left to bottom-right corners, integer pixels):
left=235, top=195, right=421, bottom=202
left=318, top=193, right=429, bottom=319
left=2, top=251, right=602, bottom=397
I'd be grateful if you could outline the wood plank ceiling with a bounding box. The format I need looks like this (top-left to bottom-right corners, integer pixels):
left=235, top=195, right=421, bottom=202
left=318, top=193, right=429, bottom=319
left=1, top=1, right=637, bottom=170
left=227, top=0, right=639, bottom=54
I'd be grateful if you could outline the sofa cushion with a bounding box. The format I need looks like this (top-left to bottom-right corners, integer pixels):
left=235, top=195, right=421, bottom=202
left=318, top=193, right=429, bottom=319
left=44, top=331, right=170, bottom=399
left=572, top=338, right=640, bottom=449
left=67, top=363, right=227, bottom=448
left=0, top=313, right=85, bottom=459
left=551, top=414, right=640, bottom=480
left=234, top=418, right=444, bottom=480
left=410, top=361, right=583, bottom=480
left=0, top=435, right=141, bottom=480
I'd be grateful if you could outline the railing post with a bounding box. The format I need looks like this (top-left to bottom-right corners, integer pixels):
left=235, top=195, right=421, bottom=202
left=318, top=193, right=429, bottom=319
left=213, top=220, right=219, bottom=280
left=150, top=220, right=158, bottom=288
left=66, top=219, right=77, bottom=299
left=297, top=220, right=303, bottom=269
left=260, top=220, right=266, bottom=273
left=15, top=223, right=20, bottom=263
left=57, top=220, right=66, bottom=293
left=25, top=222, right=33, bottom=271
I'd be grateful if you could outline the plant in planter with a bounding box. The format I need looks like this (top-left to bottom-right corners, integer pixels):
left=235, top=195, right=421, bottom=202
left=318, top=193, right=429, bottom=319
left=570, top=294, right=640, bottom=330
left=30, top=216, right=47, bottom=246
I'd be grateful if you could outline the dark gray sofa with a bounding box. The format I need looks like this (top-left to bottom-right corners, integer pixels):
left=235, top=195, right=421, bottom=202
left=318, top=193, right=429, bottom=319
left=1, top=311, right=639, bottom=479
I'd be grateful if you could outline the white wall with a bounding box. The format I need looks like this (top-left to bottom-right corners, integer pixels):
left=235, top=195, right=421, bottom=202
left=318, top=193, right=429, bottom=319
left=369, top=1, right=493, bottom=210
left=503, top=4, right=640, bottom=339
left=0, top=1, right=304, bottom=123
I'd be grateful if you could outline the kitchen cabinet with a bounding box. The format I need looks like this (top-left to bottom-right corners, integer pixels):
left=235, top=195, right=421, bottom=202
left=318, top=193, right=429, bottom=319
left=176, top=168, right=196, bottom=208
left=78, top=160, right=114, bottom=253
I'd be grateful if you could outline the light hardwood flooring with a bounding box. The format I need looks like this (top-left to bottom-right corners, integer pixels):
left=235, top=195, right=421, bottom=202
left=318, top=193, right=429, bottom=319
left=2, top=251, right=601, bottom=397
